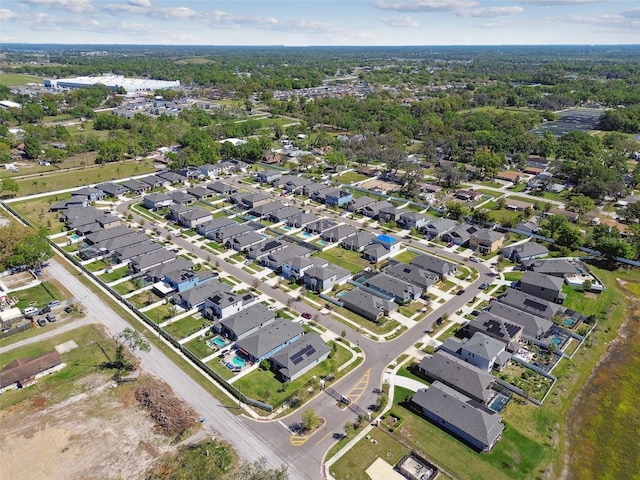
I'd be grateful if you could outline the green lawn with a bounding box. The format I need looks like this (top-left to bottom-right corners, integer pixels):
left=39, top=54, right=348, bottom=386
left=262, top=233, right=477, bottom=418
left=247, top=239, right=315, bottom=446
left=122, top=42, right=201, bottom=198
left=145, top=302, right=179, bottom=324
left=10, top=281, right=62, bottom=310
left=99, top=267, right=130, bottom=283
left=334, top=171, right=370, bottom=184
left=15, top=161, right=155, bottom=197
left=398, top=301, right=426, bottom=319
left=127, top=290, right=161, bottom=309
left=234, top=340, right=351, bottom=407
left=183, top=335, right=215, bottom=359
left=439, top=279, right=456, bottom=292
left=207, top=357, right=236, bottom=381
left=112, top=280, right=138, bottom=296
left=84, top=259, right=109, bottom=272
left=10, top=194, right=71, bottom=234
left=0, top=73, right=42, bottom=86
left=316, top=248, right=370, bottom=273
left=503, top=271, right=524, bottom=282
left=489, top=208, right=523, bottom=224
left=393, top=250, right=419, bottom=263
left=331, top=305, right=400, bottom=334
left=163, top=315, right=209, bottom=340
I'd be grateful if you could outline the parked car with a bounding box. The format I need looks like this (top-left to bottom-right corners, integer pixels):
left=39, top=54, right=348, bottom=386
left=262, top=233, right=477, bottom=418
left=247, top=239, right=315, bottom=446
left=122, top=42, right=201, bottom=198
left=37, top=318, right=47, bottom=327
left=48, top=300, right=61, bottom=307
left=39, top=306, right=51, bottom=315
left=479, top=282, right=489, bottom=290
left=46, top=313, right=56, bottom=322
left=301, top=312, right=313, bottom=319
left=447, top=242, right=454, bottom=248
left=64, top=305, right=73, bottom=313
left=469, top=257, right=480, bottom=263
left=23, top=306, right=38, bottom=316
left=456, top=289, right=466, bottom=296
left=471, top=310, right=480, bottom=316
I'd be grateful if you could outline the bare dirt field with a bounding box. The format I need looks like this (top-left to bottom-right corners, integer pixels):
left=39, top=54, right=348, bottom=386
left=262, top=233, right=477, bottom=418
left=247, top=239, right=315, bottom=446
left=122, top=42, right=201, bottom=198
left=1, top=271, right=36, bottom=290
left=0, top=374, right=176, bottom=480
left=359, top=179, right=401, bottom=193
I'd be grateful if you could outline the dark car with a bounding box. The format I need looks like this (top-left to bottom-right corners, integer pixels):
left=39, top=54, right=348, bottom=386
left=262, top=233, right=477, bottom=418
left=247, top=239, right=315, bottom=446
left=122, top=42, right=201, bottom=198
left=39, top=306, right=51, bottom=315
left=64, top=305, right=73, bottom=313
left=456, top=289, right=466, bottom=296
left=479, top=282, right=489, bottom=290
left=37, top=318, right=47, bottom=327
left=301, top=312, right=313, bottom=319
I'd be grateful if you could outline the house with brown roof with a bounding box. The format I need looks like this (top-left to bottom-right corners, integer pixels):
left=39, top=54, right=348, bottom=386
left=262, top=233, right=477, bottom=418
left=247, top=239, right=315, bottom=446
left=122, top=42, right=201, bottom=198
left=0, top=351, right=63, bottom=391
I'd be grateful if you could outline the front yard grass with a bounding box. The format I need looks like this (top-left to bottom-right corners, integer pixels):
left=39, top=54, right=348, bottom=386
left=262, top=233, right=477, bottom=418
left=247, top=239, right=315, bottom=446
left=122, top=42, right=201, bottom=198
left=503, top=271, right=524, bottom=283
left=398, top=301, right=426, bottom=319
left=234, top=340, right=351, bottom=407
left=11, top=281, right=62, bottom=310
left=331, top=305, right=400, bottom=335
left=393, top=250, right=419, bottom=263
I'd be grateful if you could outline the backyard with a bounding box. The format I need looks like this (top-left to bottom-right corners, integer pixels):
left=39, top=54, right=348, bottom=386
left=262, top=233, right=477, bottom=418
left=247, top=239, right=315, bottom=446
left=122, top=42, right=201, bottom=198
left=163, top=315, right=209, bottom=340
left=316, top=248, right=371, bottom=274
left=10, top=281, right=64, bottom=310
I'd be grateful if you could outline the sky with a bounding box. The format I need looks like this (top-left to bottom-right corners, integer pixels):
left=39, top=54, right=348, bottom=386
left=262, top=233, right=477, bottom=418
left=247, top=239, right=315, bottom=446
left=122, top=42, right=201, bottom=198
left=1, top=0, right=639, bottom=46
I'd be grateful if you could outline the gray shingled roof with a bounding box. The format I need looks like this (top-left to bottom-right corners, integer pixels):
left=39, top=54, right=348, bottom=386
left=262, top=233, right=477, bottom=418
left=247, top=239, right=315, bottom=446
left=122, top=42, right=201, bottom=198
left=520, top=271, right=564, bottom=292
left=412, top=381, right=504, bottom=450
left=419, top=350, right=494, bottom=403
left=488, top=300, right=554, bottom=337
left=462, top=333, right=506, bottom=364
left=236, top=319, right=304, bottom=360
left=498, top=288, right=562, bottom=320
left=410, top=254, right=455, bottom=277
left=270, top=333, right=331, bottom=380
left=385, top=262, right=437, bottom=290
left=218, top=304, right=275, bottom=339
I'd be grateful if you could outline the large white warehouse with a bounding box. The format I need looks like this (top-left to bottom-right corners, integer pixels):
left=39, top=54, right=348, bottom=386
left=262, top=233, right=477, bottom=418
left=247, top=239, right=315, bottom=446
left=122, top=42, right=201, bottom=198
left=44, top=75, right=180, bottom=93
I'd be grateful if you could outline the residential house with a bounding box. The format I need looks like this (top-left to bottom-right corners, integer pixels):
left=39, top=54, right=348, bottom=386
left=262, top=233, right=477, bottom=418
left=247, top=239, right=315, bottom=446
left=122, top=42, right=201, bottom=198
left=97, top=182, right=128, bottom=198
left=362, top=200, right=393, bottom=218
left=377, top=205, right=403, bottom=223
left=422, top=218, right=458, bottom=239
left=418, top=350, right=495, bottom=404
left=84, top=225, right=133, bottom=245
left=186, top=186, right=215, bottom=200
left=455, top=190, right=483, bottom=202
left=514, top=220, right=538, bottom=235
left=412, top=382, right=504, bottom=452
left=50, top=198, right=89, bottom=211
left=168, top=204, right=192, bottom=223
left=497, top=288, right=563, bottom=320
left=546, top=183, right=565, bottom=194
left=246, top=239, right=287, bottom=260
left=156, top=170, right=187, bottom=185
left=304, top=218, right=338, bottom=235
left=287, top=212, right=317, bottom=229
left=362, top=234, right=401, bottom=264
left=496, top=171, right=521, bottom=183
left=363, top=273, right=422, bottom=303
left=81, top=231, right=147, bottom=259
left=398, top=212, right=433, bottom=230
left=500, top=242, right=549, bottom=262
left=281, top=256, right=317, bottom=280
left=385, top=262, right=437, bottom=290
left=207, top=181, right=237, bottom=195
left=277, top=175, right=312, bottom=194
left=325, top=190, right=353, bottom=207
left=262, top=153, right=284, bottom=165
left=179, top=208, right=213, bottom=229
left=197, top=217, right=236, bottom=238
left=410, top=254, right=456, bottom=280
left=341, top=232, right=376, bottom=252
left=139, top=175, right=169, bottom=189
left=302, top=263, right=350, bottom=292
left=199, top=163, right=221, bottom=177
left=347, top=196, right=376, bottom=213
left=204, top=291, right=244, bottom=319
left=72, top=187, right=105, bottom=202
left=311, top=186, right=338, bottom=203
left=340, top=289, right=398, bottom=322
left=487, top=302, right=554, bottom=340
left=270, top=333, right=331, bottom=382
left=469, top=228, right=505, bottom=254
left=162, top=268, right=215, bottom=294
left=443, top=223, right=479, bottom=246
left=168, top=190, right=196, bottom=205
left=111, top=241, right=163, bottom=264
left=174, top=280, right=229, bottom=310
left=263, top=245, right=313, bottom=271
left=302, top=182, right=330, bottom=197
left=142, top=193, right=173, bottom=210
left=121, top=179, right=148, bottom=195
left=257, top=169, right=283, bottom=184
left=504, top=199, right=534, bottom=211
left=226, top=231, right=264, bottom=251
left=238, top=193, right=270, bottom=209
left=547, top=208, right=579, bottom=223
left=178, top=166, right=205, bottom=180
left=518, top=271, right=566, bottom=303
left=215, top=224, right=255, bottom=243
left=235, top=319, right=304, bottom=362
left=129, top=249, right=176, bottom=272
left=213, top=304, right=275, bottom=341
left=464, top=313, right=523, bottom=352
left=321, top=224, right=357, bottom=243
left=268, top=206, right=302, bottom=223
left=523, top=259, right=579, bottom=278
left=458, top=333, right=509, bottom=372
left=146, top=258, right=194, bottom=283
left=248, top=201, right=285, bottom=219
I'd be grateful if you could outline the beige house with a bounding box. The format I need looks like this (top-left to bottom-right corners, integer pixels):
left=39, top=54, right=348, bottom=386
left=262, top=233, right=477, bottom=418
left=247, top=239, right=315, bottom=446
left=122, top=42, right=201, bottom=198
left=469, top=228, right=505, bottom=254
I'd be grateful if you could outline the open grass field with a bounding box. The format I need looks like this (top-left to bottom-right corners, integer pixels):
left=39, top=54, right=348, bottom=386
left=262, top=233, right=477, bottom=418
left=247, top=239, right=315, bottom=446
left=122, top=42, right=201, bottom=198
left=0, top=73, right=41, bottom=86
left=11, top=193, right=71, bottom=234
left=13, top=160, right=154, bottom=197
left=10, top=281, right=64, bottom=310
left=393, top=250, right=419, bottom=264
left=334, top=171, right=370, bottom=184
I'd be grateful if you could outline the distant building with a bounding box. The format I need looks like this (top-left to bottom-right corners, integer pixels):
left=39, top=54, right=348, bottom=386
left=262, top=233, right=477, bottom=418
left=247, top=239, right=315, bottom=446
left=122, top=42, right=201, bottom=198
left=44, top=75, right=180, bottom=93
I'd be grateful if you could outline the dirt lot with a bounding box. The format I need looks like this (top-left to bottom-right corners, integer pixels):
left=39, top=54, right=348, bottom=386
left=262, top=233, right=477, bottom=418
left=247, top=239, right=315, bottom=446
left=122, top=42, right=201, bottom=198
left=360, top=179, right=401, bottom=193
left=1, top=271, right=36, bottom=290
left=0, top=374, right=176, bottom=480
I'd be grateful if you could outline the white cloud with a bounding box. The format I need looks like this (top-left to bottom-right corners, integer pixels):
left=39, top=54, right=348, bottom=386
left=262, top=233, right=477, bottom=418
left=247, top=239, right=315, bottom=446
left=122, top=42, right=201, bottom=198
left=380, top=15, right=419, bottom=27
left=21, top=11, right=100, bottom=30
left=102, top=3, right=146, bottom=14
left=20, top=0, right=93, bottom=13
left=622, top=7, right=640, bottom=18
left=147, top=6, right=197, bottom=19
left=516, top=0, right=615, bottom=5
left=462, top=6, right=523, bottom=17
left=128, top=0, right=150, bottom=6
left=372, top=0, right=477, bottom=12
left=0, top=8, right=18, bottom=20
left=566, top=12, right=640, bottom=31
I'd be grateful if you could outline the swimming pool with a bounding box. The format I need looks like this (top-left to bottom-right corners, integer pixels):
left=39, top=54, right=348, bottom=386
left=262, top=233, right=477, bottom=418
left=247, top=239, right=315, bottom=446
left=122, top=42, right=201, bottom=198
left=232, top=355, right=247, bottom=368
left=70, top=234, right=81, bottom=241
left=212, top=336, right=227, bottom=348
left=489, top=395, right=509, bottom=412
left=283, top=226, right=292, bottom=231
left=563, top=317, right=576, bottom=328
left=336, top=291, right=347, bottom=298
left=549, top=336, right=563, bottom=349
left=317, top=239, right=326, bottom=246
left=302, top=231, right=312, bottom=238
